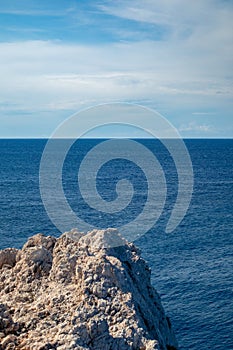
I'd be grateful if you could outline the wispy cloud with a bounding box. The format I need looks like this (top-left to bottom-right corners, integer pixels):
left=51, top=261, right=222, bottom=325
left=0, top=0, right=67, bottom=17
left=192, top=112, right=216, bottom=116
left=0, top=1, right=232, bottom=137
left=179, top=121, right=212, bottom=133
left=0, top=40, right=230, bottom=109
left=98, top=0, right=233, bottom=34
left=0, top=9, right=63, bottom=16
left=3, top=26, right=46, bottom=33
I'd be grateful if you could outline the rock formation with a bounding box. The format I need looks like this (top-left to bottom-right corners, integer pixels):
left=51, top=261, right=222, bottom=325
left=0, top=228, right=178, bottom=350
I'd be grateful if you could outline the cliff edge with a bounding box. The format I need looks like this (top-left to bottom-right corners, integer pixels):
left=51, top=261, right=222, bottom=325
left=0, top=228, right=178, bottom=350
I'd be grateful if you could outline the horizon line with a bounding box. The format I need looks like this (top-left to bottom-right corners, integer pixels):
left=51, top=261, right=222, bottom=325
left=0, top=137, right=232, bottom=140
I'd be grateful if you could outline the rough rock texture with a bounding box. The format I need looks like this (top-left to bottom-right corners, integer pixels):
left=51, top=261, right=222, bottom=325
left=0, top=228, right=178, bottom=350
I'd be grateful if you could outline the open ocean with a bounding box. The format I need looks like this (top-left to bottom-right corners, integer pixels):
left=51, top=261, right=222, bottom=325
left=0, top=138, right=232, bottom=350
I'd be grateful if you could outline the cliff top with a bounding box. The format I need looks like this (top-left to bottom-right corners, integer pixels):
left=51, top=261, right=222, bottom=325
left=0, top=228, right=178, bottom=350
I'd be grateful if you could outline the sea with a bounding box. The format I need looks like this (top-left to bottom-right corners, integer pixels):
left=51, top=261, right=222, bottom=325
left=0, top=138, right=232, bottom=350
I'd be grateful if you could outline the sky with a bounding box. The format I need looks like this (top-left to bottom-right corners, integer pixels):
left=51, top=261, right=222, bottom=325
left=0, top=0, right=232, bottom=138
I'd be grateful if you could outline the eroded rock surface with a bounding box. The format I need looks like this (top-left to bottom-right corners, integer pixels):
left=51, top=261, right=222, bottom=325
left=0, top=229, right=178, bottom=350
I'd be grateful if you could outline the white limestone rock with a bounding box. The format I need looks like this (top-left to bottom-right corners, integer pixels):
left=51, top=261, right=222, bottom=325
left=0, top=229, right=178, bottom=350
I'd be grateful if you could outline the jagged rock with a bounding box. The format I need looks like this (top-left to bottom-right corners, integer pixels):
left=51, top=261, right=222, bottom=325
left=0, top=229, right=178, bottom=350
left=0, top=249, right=18, bottom=269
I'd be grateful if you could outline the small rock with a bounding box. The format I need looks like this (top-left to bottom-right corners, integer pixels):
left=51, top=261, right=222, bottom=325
left=0, top=249, right=18, bottom=269
left=1, top=335, right=16, bottom=347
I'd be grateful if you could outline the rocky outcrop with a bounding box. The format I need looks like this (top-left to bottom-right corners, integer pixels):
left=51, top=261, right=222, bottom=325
left=0, top=228, right=178, bottom=350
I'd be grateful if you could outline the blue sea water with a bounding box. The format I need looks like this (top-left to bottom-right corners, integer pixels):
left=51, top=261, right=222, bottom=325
left=0, top=138, right=232, bottom=350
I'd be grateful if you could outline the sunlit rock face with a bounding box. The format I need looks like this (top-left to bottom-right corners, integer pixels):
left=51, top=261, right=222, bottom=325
left=0, top=229, right=178, bottom=350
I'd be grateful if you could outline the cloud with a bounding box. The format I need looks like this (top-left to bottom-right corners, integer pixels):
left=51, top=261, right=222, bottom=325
left=99, top=0, right=233, bottom=74
left=0, top=0, right=232, bottom=137
left=192, top=112, right=216, bottom=116
left=0, top=9, right=62, bottom=16
left=0, top=38, right=231, bottom=139
left=1, top=39, right=232, bottom=104
left=179, top=121, right=212, bottom=133
left=0, top=0, right=66, bottom=17
left=99, top=0, right=233, bottom=34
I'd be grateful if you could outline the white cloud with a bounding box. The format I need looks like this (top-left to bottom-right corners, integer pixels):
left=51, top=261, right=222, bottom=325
left=0, top=39, right=231, bottom=110
left=0, top=0, right=232, bottom=137
left=99, top=0, right=233, bottom=76
left=0, top=9, right=62, bottom=16
left=0, top=0, right=66, bottom=17
left=192, top=112, right=216, bottom=116
left=179, top=121, right=212, bottom=133
left=99, top=0, right=233, bottom=36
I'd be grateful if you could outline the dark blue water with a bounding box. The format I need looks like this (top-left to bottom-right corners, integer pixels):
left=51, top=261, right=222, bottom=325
left=0, top=139, right=232, bottom=350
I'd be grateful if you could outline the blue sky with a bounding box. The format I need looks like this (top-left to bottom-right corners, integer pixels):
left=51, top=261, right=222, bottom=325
left=0, top=0, right=232, bottom=138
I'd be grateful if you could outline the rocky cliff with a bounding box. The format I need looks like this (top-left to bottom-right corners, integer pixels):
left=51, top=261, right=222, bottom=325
left=0, top=228, right=178, bottom=350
